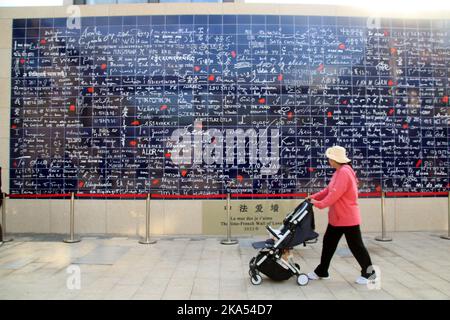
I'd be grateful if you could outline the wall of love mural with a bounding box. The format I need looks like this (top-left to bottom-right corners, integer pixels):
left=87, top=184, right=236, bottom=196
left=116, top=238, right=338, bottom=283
left=9, top=15, right=449, bottom=196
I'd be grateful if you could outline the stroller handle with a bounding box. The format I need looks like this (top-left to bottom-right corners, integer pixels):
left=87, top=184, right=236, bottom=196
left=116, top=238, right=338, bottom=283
left=281, top=199, right=312, bottom=225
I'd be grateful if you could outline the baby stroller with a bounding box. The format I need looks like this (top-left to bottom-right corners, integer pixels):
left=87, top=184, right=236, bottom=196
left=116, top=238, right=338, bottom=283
left=249, top=199, right=318, bottom=286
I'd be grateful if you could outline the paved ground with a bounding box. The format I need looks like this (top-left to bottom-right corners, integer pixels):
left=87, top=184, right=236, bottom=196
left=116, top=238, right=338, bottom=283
left=0, top=232, right=449, bottom=300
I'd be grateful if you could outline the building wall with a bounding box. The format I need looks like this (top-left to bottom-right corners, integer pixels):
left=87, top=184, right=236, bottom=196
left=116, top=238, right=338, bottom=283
left=0, top=3, right=449, bottom=236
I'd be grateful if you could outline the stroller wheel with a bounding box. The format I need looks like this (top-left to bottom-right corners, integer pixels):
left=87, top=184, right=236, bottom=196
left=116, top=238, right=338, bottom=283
left=297, top=273, right=309, bottom=286
left=250, top=274, right=262, bottom=285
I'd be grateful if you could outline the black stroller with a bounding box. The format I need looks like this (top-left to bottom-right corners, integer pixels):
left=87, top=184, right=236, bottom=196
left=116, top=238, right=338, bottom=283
left=249, top=199, right=318, bottom=286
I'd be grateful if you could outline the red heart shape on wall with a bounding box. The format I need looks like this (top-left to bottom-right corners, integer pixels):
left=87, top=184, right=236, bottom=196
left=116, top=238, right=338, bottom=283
left=415, top=159, right=422, bottom=168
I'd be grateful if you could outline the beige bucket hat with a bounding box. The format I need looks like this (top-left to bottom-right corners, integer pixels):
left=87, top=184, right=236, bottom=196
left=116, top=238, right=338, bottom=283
left=325, top=146, right=351, bottom=163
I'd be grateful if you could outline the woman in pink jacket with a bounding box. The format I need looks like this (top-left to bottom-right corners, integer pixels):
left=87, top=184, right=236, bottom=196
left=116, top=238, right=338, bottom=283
left=307, top=146, right=375, bottom=285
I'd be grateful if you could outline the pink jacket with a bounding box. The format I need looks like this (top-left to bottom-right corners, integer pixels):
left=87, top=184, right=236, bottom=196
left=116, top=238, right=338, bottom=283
left=311, top=165, right=361, bottom=227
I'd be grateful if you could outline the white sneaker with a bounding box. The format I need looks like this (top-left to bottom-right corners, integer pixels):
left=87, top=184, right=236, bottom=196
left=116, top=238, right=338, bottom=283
left=355, top=276, right=368, bottom=285
left=355, top=276, right=378, bottom=285
left=307, top=272, right=330, bottom=280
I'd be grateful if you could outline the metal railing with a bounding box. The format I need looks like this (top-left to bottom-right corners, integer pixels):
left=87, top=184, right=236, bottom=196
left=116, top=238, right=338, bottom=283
left=139, top=193, right=157, bottom=245
left=375, top=191, right=392, bottom=242
left=63, top=193, right=81, bottom=243
left=220, top=193, right=238, bottom=245
left=3, top=191, right=449, bottom=244
left=1, top=193, right=13, bottom=243
left=441, top=191, right=450, bottom=240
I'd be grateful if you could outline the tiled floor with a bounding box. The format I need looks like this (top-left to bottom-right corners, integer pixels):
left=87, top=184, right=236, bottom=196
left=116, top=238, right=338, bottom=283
left=0, top=232, right=449, bottom=300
